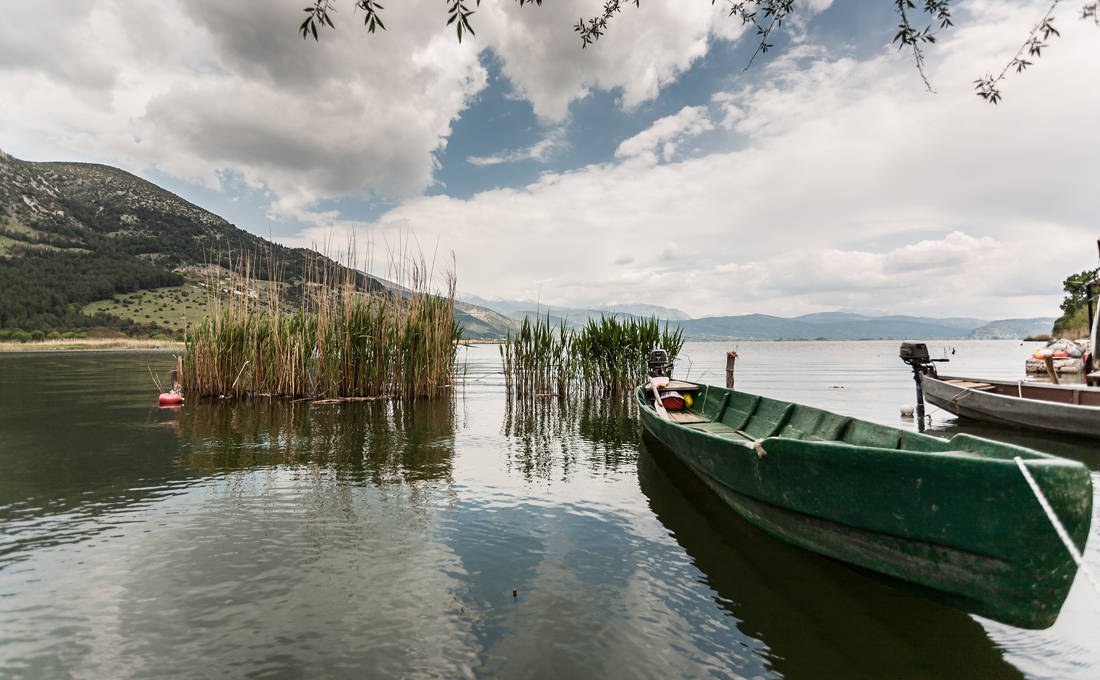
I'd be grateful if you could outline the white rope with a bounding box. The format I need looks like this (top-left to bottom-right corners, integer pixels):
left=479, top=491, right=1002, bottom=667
left=1014, top=456, right=1100, bottom=599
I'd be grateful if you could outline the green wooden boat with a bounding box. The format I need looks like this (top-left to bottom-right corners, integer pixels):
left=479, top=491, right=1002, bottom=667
left=635, top=380, right=1094, bottom=629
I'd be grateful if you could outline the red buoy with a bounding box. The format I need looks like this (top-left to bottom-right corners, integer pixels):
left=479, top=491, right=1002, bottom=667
left=158, top=392, right=183, bottom=407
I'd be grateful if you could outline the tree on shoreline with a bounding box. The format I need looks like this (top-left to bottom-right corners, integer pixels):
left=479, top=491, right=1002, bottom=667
left=1053, top=268, right=1099, bottom=337
left=297, top=1, right=1098, bottom=103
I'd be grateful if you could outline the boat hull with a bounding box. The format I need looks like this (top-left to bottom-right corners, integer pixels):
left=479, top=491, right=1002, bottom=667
left=922, top=373, right=1100, bottom=438
left=636, top=384, right=1093, bottom=629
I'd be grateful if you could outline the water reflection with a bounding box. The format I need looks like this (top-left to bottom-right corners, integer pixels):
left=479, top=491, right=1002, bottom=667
left=501, top=394, right=640, bottom=481
left=0, top=353, right=197, bottom=568
left=180, top=397, right=458, bottom=485
left=2, top=347, right=1096, bottom=679
left=638, top=432, right=1025, bottom=680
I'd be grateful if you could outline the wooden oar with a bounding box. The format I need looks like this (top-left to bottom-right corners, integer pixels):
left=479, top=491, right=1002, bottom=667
left=649, top=377, right=670, bottom=420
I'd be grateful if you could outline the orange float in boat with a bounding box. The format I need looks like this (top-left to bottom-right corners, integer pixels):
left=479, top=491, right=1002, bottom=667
left=158, top=392, right=183, bottom=407
left=1053, top=351, right=1069, bottom=358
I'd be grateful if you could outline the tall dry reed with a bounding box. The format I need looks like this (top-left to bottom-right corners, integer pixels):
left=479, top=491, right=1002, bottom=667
left=182, top=245, right=459, bottom=400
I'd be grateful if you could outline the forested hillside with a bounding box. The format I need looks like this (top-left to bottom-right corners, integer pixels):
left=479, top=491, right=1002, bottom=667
left=0, top=151, right=306, bottom=334
left=0, top=151, right=520, bottom=338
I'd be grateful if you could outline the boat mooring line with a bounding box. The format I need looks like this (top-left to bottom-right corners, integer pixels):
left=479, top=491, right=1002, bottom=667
left=950, top=389, right=974, bottom=415
left=1013, top=456, right=1100, bottom=600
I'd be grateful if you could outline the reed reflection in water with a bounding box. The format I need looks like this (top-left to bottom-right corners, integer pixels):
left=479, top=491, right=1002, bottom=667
left=501, top=394, right=640, bottom=482
left=179, top=396, right=458, bottom=485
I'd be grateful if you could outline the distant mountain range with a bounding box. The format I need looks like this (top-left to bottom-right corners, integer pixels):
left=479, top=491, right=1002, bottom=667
left=676, top=312, right=1055, bottom=341
left=458, top=298, right=1055, bottom=341
left=460, top=296, right=693, bottom=323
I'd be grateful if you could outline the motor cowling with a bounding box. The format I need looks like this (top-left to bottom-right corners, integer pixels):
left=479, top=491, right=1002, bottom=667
left=648, top=349, right=673, bottom=379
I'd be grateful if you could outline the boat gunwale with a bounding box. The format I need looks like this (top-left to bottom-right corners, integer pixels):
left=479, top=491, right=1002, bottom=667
left=635, top=382, right=1066, bottom=462
left=922, top=372, right=1100, bottom=426
left=932, top=373, right=1100, bottom=401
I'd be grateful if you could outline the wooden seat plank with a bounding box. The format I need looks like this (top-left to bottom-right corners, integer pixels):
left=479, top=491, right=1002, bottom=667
left=661, top=380, right=701, bottom=392
left=945, top=380, right=995, bottom=390
left=668, top=411, right=710, bottom=424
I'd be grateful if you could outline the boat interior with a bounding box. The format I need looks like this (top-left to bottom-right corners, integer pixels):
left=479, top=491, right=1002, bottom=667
left=648, top=383, right=1036, bottom=459
left=937, top=376, right=1100, bottom=407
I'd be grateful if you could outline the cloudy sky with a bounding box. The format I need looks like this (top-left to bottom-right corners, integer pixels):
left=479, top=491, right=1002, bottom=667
left=2, top=0, right=1098, bottom=319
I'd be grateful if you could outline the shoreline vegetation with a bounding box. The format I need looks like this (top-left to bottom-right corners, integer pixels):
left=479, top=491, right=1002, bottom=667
left=1, top=335, right=1055, bottom=355
left=0, top=337, right=184, bottom=352
left=181, top=246, right=459, bottom=400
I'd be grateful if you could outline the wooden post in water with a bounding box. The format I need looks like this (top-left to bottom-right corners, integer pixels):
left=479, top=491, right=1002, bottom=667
left=725, top=351, right=738, bottom=389
left=172, top=355, right=182, bottom=391
left=1043, top=355, right=1060, bottom=385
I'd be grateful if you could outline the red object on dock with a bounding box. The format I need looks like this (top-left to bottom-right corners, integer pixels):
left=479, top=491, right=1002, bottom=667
left=158, top=393, right=183, bottom=407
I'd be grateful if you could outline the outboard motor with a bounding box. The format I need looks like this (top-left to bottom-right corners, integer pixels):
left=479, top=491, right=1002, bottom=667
left=648, top=349, right=674, bottom=379
left=900, top=342, right=949, bottom=432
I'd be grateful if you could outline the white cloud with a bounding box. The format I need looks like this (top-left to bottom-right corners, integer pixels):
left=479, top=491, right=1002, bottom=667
left=0, top=0, right=836, bottom=219
left=615, top=106, right=714, bottom=162
left=1, top=0, right=487, bottom=219
left=0, top=1, right=765, bottom=218
left=4, top=1, right=1096, bottom=319
left=466, top=127, right=566, bottom=166
left=283, top=2, right=1100, bottom=318
left=473, top=1, right=746, bottom=121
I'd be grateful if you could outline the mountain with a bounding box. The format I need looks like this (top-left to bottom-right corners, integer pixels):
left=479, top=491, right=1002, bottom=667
left=794, top=312, right=989, bottom=331
left=455, top=299, right=1014, bottom=340
left=0, top=151, right=513, bottom=339
left=452, top=301, right=516, bottom=339
left=595, top=303, right=692, bottom=320
left=460, top=295, right=692, bottom=325
left=967, top=318, right=1056, bottom=340
left=675, top=313, right=1031, bottom=340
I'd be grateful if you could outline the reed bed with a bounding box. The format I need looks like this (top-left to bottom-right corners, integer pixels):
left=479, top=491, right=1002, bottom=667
left=501, top=313, right=684, bottom=397
left=182, top=247, right=459, bottom=400
left=500, top=315, right=574, bottom=396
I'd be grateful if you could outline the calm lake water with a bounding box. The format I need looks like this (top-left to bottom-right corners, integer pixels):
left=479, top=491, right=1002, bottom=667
left=1, top=340, right=1097, bottom=679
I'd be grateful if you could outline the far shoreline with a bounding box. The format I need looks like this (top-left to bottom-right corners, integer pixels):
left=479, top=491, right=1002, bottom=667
left=0, top=336, right=1051, bottom=353
left=0, top=338, right=185, bottom=353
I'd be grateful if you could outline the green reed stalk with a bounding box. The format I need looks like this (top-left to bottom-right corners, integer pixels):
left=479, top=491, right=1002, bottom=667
left=501, top=313, right=683, bottom=397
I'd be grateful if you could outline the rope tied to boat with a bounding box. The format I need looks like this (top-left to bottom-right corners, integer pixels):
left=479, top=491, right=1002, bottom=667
left=733, top=430, right=770, bottom=457
left=950, top=389, right=973, bottom=415
left=1014, top=456, right=1100, bottom=600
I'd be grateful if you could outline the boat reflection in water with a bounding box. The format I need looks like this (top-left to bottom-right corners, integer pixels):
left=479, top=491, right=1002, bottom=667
left=638, top=433, right=1025, bottom=680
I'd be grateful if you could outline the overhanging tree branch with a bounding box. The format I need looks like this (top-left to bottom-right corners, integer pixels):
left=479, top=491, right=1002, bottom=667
left=297, top=1, right=1099, bottom=103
